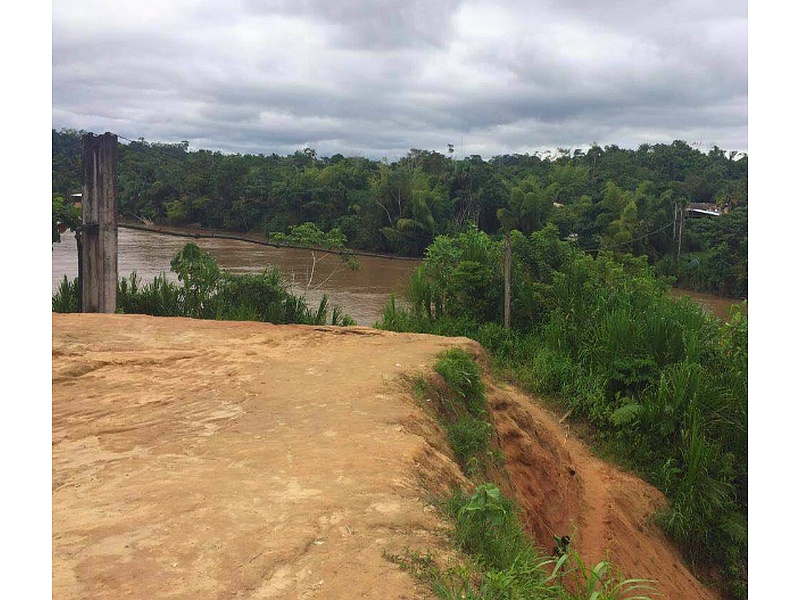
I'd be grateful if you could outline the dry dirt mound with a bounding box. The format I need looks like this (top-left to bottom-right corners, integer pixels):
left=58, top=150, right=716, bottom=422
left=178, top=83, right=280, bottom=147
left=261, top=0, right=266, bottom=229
left=52, top=314, right=718, bottom=599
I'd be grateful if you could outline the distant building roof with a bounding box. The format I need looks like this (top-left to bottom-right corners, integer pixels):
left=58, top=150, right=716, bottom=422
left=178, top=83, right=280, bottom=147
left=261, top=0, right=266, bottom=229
left=687, top=202, right=723, bottom=217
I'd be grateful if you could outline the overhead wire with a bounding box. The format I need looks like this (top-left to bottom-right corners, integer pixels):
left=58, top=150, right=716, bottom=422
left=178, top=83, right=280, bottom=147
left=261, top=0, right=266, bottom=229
left=579, top=220, right=675, bottom=253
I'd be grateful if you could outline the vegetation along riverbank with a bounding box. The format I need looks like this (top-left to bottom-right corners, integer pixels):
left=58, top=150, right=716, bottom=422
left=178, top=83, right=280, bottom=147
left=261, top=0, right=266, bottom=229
left=377, top=226, right=747, bottom=599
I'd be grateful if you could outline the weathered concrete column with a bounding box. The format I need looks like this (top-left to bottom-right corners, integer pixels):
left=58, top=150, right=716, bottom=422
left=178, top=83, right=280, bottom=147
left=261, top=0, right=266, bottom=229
left=80, top=132, right=118, bottom=313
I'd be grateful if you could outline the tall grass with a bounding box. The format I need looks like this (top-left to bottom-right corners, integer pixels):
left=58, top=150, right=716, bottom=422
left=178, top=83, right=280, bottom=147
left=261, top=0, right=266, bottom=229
left=379, top=226, right=747, bottom=598
left=401, top=349, right=655, bottom=600
left=52, top=276, right=78, bottom=313
left=117, top=272, right=181, bottom=316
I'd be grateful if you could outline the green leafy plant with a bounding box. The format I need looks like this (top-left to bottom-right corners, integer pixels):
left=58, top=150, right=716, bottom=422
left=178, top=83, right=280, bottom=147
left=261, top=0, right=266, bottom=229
left=434, top=348, right=486, bottom=415
left=170, top=243, right=221, bottom=318
left=564, top=554, right=657, bottom=600
left=396, top=484, right=655, bottom=600
left=270, top=222, right=359, bottom=291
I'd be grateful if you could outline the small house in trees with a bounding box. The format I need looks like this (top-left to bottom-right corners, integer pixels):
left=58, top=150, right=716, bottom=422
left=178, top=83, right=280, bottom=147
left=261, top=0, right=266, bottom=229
left=686, top=202, right=730, bottom=217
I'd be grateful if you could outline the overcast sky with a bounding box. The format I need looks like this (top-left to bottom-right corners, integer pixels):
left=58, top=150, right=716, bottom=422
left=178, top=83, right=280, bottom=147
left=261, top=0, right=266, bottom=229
left=52, top=0, right=747, bottom=160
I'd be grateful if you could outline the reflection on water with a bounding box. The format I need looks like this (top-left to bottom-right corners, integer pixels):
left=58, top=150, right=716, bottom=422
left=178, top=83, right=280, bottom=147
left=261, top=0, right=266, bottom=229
left=52, top=228, right=420, bottom=326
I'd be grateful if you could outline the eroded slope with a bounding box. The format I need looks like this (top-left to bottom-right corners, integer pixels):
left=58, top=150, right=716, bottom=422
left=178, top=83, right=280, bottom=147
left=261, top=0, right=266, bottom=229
left=52, top=313, right=719, bottom=599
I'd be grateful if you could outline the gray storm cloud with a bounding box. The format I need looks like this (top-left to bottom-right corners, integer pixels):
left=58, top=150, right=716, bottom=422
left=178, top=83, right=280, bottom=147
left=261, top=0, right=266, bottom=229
left=52, top=0, right=747, bottom=158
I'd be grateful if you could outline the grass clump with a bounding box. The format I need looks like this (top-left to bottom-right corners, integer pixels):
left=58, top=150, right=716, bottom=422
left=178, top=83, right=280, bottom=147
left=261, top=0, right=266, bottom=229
left=423, top=349, right=496, bottom=477
left=391, top=484, right=656, bottom=600
left=404, top=352, right=655, bottom=600
left=445, top=416, right=493, bottom=476
left=434, top=348, right=487, bottom=414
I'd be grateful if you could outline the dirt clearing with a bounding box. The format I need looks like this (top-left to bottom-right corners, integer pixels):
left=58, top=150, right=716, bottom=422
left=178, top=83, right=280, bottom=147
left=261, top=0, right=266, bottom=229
left=52, top=314, right=718, bottom=599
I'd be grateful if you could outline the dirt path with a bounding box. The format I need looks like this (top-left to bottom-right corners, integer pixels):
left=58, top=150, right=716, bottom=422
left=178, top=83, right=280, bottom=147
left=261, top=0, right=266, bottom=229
left=53, top=314, right=719, bottom=599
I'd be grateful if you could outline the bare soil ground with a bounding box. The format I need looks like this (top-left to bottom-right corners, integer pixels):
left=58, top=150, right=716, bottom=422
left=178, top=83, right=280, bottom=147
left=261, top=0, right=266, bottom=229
left=52, top=314, right=719, bottom=599
left=488, top=384, right=720, bottom=599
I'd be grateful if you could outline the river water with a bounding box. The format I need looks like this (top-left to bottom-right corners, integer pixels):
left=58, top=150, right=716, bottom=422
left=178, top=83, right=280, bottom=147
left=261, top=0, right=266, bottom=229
left=52, top=226, right=741, bottom=325
left=52, top=227, right=420, bottom=326
left=668, top=288, right=743, bottom=321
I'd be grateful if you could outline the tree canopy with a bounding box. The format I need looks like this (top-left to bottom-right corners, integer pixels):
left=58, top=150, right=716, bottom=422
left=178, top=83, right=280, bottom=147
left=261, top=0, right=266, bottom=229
left=53, top=130, right=748, bottom=296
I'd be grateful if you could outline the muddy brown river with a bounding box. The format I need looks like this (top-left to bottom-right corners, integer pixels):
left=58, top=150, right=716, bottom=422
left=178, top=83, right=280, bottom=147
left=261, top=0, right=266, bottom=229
left=52, top=226, right=742, bottom=325
left=52, top=226, right=420, bottom=326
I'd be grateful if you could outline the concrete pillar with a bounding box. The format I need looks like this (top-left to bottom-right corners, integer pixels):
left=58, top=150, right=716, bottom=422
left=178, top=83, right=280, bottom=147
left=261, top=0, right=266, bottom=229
left=80, top=132, right=118, bottom=313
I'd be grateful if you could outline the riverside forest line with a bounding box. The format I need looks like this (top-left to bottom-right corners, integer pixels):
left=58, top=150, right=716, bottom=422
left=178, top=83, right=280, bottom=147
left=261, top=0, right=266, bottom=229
left=52, top=223, right=740, bottom=323
left=52, top=130, right=748, bottom=299
left=119, top=220, right=423, bottom=261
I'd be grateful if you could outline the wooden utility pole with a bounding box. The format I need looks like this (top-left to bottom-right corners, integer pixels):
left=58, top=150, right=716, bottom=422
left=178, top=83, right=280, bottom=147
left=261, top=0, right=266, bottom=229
left=673, top=202, right=678, bottom=242
left=503, top=232, right=511, bottom=329
left=80, top=132, right=118, bottom=313
left=673, top=200, right=685, bottom=259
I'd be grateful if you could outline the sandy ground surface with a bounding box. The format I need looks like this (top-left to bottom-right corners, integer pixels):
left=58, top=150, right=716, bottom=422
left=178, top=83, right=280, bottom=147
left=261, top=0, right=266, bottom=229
left=53, top=313, right=719, bottom=599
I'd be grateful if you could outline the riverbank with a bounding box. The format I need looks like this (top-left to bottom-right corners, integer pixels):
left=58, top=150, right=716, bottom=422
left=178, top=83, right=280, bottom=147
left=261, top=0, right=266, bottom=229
left=53, top=225, right=421, bottom=326
left=53, top=313, right=719, bottom=599
left=55, top=221, right=743, bottom=324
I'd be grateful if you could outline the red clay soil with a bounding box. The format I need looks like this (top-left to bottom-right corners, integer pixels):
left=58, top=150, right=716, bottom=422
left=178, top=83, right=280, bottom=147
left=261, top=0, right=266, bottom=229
left=487, top=383, right=721, bottom=599
left=52, top=313, right=719, bottom=599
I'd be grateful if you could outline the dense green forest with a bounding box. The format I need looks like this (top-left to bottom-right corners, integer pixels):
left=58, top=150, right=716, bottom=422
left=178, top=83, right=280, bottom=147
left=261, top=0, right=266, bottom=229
left=52, top=128, right=747, bottom=297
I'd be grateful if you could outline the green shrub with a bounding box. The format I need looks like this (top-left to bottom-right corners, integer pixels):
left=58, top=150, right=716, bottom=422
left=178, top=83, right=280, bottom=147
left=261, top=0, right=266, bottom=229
left=434, top=348, right=486, bottom=416
left=215, top=269, right=289, bottom=322
left=170, top=243, right=220, bottom=318
left=381, top=229, right=747, bottom=597
left=52, top=276, right=78, bottom=313
left=445, top=416, right=493, bottom=475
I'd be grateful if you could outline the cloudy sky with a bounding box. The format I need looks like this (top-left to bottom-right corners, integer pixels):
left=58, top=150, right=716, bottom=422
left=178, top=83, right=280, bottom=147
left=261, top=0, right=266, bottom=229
left=51, top=0, right=747, bottom=160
